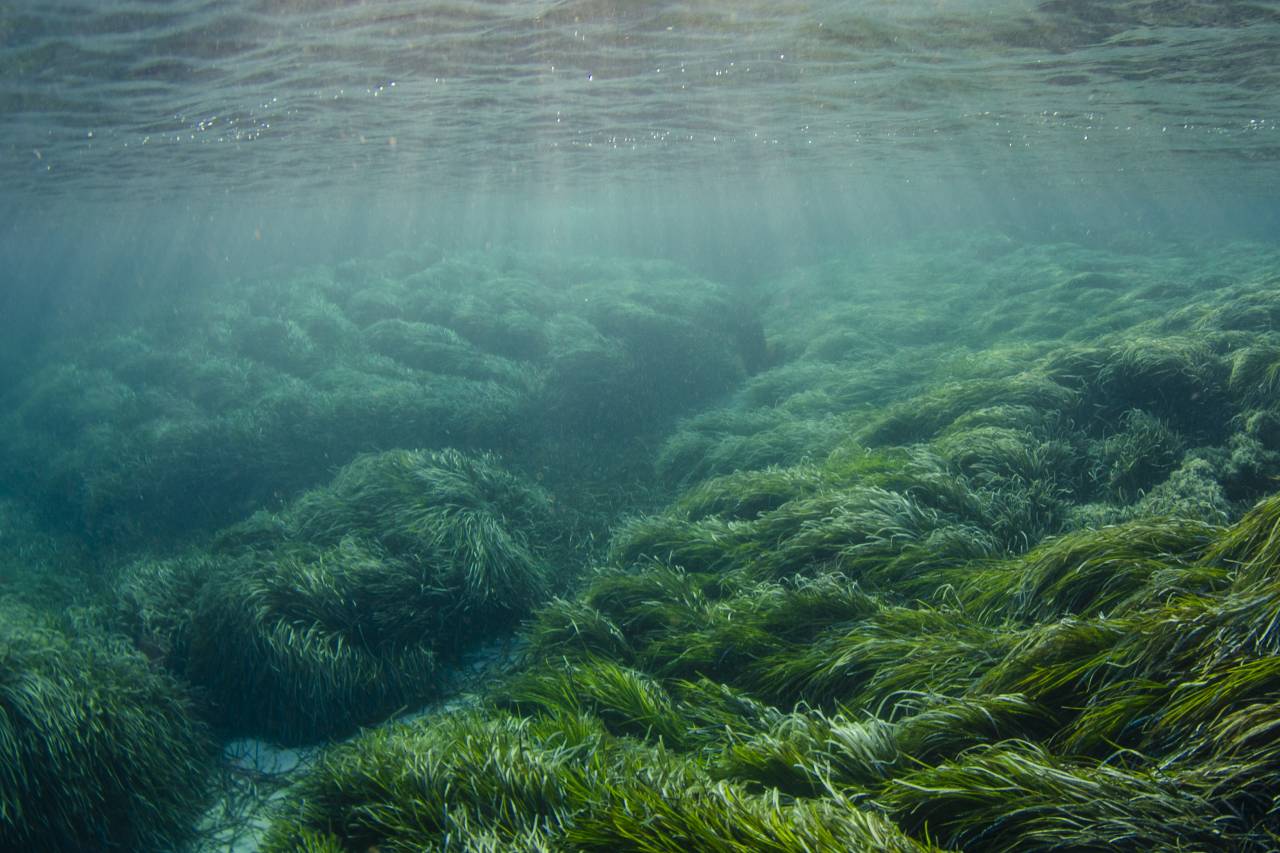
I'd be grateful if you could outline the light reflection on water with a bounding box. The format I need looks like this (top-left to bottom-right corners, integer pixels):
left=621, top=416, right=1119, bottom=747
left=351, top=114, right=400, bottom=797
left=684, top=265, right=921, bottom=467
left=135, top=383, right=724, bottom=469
left=1, top=0, right=1277, bottom=199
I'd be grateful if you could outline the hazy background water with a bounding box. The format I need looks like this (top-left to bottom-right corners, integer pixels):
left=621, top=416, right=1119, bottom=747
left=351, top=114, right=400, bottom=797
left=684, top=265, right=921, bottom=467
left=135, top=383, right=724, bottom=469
left=2, top=0, right=1279, bottom=378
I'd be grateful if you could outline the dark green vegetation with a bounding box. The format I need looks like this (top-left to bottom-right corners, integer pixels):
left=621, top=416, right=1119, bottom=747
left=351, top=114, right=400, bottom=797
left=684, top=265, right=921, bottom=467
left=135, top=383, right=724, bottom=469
left=117, top=448, right=560, bottom=743
left=659, top=238, right=1280, bottom=520
left=6, top=234, right=1280, bottom=849
left=0, top=601, right=212, bottom=852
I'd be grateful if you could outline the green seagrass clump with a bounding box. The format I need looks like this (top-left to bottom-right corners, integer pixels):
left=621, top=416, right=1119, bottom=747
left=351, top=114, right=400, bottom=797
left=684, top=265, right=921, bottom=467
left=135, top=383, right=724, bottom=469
left=261, top=707, right=935, bottom=853
left=611, top=461, right=1003, bottom=590
left=880, top=740, right=1233, bottom=851
left=118, top=448, right=558, bottom=743
left=287, top=447, right=556, bottom=607
left=0, top=601, right=212, bottom=851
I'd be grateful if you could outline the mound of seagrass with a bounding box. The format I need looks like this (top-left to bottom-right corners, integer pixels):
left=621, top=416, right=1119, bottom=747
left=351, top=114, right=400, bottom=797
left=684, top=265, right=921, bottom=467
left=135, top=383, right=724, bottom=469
left=261, top=707, right=931, bottom=852
left=117, top=448, right=557, bottom=743
left=0, top=601, right=212, bottom=852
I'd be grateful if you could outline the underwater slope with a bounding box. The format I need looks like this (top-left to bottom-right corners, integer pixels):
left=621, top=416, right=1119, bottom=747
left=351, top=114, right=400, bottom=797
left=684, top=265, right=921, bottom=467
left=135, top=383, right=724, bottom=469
left=7, top=234, right=1280, bottom=849
left=255, top=236, right=1280, bottom=851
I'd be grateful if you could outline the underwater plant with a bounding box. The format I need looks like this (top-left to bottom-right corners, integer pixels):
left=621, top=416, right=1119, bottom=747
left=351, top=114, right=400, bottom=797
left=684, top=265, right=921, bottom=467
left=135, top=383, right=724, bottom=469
left=11, top=236, right=1280, bottom=850
left=288, top=448, right=556, bottom=607
left=0, top=601, right=212, bottom=851
left=881, top=741, right=1241, bottom=851
left=180, top=544, right=444, bottom=742
left=748, top=603, right=1016, bottom=712
left=263, top=706, right=936, bottom=853
left=118, top=448, right=559, bottom=742
left=178, top=238, right=1280, bottom=852
left=999, top=515, right=1218, bottom=622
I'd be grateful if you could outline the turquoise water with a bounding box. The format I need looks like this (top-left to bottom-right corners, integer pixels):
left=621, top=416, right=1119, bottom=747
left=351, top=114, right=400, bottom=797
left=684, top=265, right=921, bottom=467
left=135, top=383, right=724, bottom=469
left=3, top=2, right=1277, bottom=300
left=4, top=2, right=1280, bottom=851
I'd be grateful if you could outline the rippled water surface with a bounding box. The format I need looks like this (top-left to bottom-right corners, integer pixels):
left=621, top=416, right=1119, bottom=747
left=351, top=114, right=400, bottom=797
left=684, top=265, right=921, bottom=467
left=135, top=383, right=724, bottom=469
left=3, top=0, right=1279, bottom=199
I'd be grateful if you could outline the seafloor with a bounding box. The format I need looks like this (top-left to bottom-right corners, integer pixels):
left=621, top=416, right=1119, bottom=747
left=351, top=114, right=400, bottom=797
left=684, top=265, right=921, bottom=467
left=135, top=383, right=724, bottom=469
left=5, top=232, right=1280, bottom=850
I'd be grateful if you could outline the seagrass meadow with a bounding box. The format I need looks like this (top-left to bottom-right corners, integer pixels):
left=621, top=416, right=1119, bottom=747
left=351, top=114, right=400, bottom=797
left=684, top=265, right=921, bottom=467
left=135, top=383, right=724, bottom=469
left=4, top=232, right=1280, bottom=850
left=8, top=0, right=1280, bottom=847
